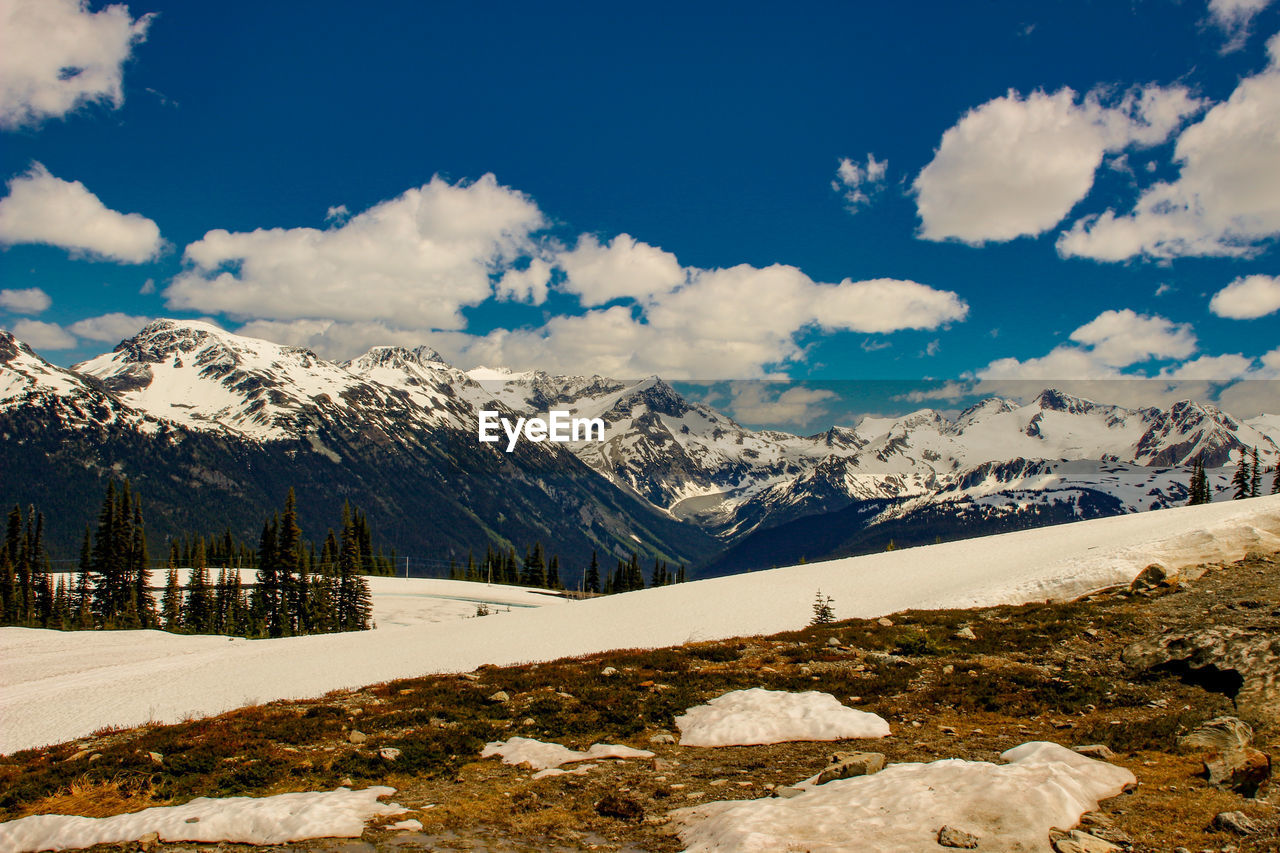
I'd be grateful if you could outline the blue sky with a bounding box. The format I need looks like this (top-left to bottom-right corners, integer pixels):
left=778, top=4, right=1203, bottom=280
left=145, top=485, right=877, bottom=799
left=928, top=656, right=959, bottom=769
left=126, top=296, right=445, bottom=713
left=1, top=0, right=1279, bottom=419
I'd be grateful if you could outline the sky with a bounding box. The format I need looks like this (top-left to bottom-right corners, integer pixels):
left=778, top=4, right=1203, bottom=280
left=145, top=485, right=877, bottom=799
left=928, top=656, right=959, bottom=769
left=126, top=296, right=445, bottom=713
left=1, top=0, right=1279, bottom=422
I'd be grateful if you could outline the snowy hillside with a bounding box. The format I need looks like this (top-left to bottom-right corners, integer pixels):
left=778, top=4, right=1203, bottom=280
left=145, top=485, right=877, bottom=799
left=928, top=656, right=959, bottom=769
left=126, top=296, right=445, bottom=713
left=4, top=495, right=1278, bottom=755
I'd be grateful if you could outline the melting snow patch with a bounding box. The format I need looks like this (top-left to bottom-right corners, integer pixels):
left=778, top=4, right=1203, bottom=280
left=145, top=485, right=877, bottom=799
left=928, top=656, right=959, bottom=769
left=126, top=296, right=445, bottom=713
left=671, top=742, right=1135, bottom=852
left=480, top=737, right=654, bottom=771
left=675, top=688, right=890, bottom=747
left=0, top=786, right=407, bottom=853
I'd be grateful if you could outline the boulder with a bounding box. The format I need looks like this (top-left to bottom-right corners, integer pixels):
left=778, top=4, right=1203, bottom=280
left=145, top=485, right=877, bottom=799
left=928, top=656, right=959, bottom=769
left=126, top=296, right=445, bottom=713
left=815, top=751, right=886, bottom=785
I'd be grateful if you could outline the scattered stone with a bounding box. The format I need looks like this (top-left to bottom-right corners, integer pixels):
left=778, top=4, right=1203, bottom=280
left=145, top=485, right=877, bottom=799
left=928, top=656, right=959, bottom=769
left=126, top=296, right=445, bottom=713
left=649, top=732, right=676, bottom=745
left=937, top=824, right=980, bottom=848
left=1130, top=563, right=1168, bottom=590
left=1072, top=744, right=1117, bottom=761
left=348, top=730, right=367, bottom=745
left=595, top=793, right=644, bottom=821
left=1052, top=829, right=1120, bottom=853
left=1211, top=811, right=1261, bottom=835
left=600, top=666, right=618, bottom=677
left=488, top=690, right=510, bottom=703
left=953, top=626, right=976, bottom=641
left=814, top=751, right=886, bottom=784
left=379, top=747, right=402, bottom=761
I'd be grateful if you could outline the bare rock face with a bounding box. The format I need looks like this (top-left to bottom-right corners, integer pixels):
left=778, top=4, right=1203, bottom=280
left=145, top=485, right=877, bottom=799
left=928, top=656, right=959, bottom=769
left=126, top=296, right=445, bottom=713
left=1122, top=627, right=1280, bottom=721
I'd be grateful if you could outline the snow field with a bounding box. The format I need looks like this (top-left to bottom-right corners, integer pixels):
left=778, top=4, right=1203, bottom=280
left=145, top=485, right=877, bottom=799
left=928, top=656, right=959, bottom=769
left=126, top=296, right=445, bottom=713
left=3, top=495, right=1279, bottom=755
left=671, top=742, right=1136, bottom=852
left=0, top=787, right=408, bottom=852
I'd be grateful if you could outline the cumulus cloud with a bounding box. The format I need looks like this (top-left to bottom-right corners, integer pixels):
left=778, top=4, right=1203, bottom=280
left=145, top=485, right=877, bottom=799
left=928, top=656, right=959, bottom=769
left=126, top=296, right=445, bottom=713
left=914, top=85, right=1203, bottom=244
left=67, top=312, right=151, bottom=342
left=0, top=0, right=153, bottom=128
left=832, top=154, right=888, bottom=212
left=9, top=318, right=75, bottom=350
left=725, top=384, right=838, bottom=429
left=1208, top=0, right=1273, bottom=50
left=0, top=164, right=163, bottom=262
left=1208, top=274, right=1280, bottom=319
left=976, top=309, right=1196, bottom=380
left=556, top=233, right=686, bottom=307
left=167, top=174, right=545, bottom=329
left=1058, top=34, right=1280, bottom=260
left=0, top=286, right=51, bottom=314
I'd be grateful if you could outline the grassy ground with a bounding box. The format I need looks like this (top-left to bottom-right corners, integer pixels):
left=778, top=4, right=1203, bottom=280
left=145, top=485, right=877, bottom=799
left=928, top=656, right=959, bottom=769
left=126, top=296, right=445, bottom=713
left=2, top=552, right=1278, bottom=851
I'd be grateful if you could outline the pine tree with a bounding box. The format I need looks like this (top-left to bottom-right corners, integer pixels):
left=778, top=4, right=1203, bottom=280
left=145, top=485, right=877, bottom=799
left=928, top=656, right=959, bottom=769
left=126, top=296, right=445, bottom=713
left=584, top=551, right=600, bottom=594
left=1231, top=451, right=1251, bottom=500
left=1249, top=447, right=1262, bottom=497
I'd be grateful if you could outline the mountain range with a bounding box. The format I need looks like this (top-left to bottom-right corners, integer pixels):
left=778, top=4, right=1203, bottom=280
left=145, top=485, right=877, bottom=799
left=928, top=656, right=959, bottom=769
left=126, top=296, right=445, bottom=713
left=2, top=319, right=1277, bottom=578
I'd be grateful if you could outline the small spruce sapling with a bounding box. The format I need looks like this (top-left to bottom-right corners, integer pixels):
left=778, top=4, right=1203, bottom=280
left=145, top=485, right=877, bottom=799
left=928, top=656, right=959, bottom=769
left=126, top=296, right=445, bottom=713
left=810, top=590, right=836, bottom=626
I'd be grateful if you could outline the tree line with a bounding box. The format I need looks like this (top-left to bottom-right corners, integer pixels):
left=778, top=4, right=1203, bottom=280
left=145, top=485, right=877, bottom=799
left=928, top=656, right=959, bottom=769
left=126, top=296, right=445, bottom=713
left=0, top=483, right=382, bottom=637
left=1187, top=447, right=1278, bottom=506
left=448, top=544, right=686, bottom=594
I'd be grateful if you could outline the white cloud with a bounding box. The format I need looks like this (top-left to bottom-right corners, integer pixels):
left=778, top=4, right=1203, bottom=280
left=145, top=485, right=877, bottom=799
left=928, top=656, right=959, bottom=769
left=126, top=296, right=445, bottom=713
left=67, top=312, right=151, bottom=342
left=1208, top=0, right=1273, bottom=50
left=975, top=309, right=1196, bottom=381
left=1059, top=34, right=1280, bottom=260
left=0, top=164, right=163, bottom=262
left=1209, top=273, right=1280, bottom=319
left=832, top=154, right=888, bottom=211
left=167, top=174, right=546, bottom=329
left=556, top=233, right=686, bottom=307
left=0, top=0, right=152, bottom=128
left=725, top=385, right=838, bottom=429
left=914, top=85, right=1203, bottom=244
left=0, top=286, right=51, bottom=314
left=1068, top=309, right=1196, bottom=366
left=9, top=318, right=75, bottom=350
left=495, top=259, right=553, bottom=304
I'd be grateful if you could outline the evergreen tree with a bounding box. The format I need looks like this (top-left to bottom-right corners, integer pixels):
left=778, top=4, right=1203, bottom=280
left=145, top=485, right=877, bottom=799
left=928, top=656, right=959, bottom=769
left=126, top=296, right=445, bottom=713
left=584, top=551, right=600, bottom=594
left=1231, top=451, right=1251, bottom=500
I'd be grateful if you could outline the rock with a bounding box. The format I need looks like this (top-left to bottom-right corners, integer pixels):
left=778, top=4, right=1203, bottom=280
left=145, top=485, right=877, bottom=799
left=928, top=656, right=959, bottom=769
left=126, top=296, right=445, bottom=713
left=348, top=730, right=367, bottom=744
left=1130, top=563, right=1168, bottom=590
left=953, top=626, right=976, bottom=641
left=1122, top=628, right=1280, bottom=722
left=815, top=751, right=886, bottom=784
left=379, top=747, right=402, bottom=761
left=649, top=732, right=676, bottom=745
left=1052, top=830, right=1121, bottom=853
left=601, top=666, right=618, bottom=677
left=488, top=690, right=510, bottom=703
left=1180, top=717, right=1272, bottom=796
left=936, top=825, right=980, bottom=848
left=595, top=793, right=644, bottom=821
left=1212, top=811, right=1261, bottom=834
left=1072, top=744, right=1117, bottom=761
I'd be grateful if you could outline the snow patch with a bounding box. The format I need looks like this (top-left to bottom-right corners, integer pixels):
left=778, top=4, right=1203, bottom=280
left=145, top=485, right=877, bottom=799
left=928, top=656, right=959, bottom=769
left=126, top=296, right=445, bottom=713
left=0, top=786, right=406, bottom=852
left=675, top=689, right=890, bottom=747
left=671, top=742, right=1135, bottom=852
left=480, top=737, right=654, bottom=771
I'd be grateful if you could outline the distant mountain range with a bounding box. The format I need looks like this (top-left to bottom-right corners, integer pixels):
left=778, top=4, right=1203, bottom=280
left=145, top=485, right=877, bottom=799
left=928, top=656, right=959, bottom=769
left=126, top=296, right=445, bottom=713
left=2, top=319, right=1277, bottom=578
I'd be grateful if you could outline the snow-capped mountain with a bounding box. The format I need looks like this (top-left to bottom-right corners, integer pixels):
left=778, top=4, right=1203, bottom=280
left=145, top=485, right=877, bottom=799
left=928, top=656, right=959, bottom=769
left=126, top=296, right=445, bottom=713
left=2, top=318, right=1277, bottom=573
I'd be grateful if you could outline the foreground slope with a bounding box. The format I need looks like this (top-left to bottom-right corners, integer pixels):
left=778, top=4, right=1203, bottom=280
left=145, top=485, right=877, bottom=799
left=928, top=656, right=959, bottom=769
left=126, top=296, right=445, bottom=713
left=3, top=495, right=1278, bottom=755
